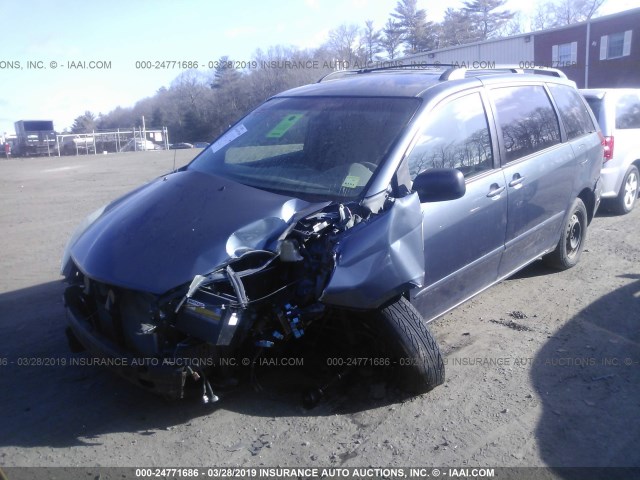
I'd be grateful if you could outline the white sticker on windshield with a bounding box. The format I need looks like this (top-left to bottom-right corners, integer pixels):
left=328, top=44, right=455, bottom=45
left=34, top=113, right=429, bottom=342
left=210, top=124, right=248, bottom=153
left=342, top=175, right=360, bottom=189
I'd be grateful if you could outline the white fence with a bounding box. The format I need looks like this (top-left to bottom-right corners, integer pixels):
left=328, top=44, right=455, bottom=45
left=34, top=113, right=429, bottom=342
left=55, top=127, right=169, bottom=156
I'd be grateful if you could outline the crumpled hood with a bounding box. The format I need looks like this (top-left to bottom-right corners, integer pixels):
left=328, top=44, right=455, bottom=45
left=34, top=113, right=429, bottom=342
left=70, top=169, right=316, bottom=294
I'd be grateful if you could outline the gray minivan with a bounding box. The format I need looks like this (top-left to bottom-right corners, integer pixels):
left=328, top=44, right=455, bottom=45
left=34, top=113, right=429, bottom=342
left=581, top=89, right=640, bottom=214
left=63, top=65, right=603, bottom=401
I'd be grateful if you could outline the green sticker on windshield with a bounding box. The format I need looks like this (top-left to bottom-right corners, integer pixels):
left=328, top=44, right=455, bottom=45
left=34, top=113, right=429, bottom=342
left=342, top=175, right=360, bottom=189
left=266, top=114, right=303, bottom=138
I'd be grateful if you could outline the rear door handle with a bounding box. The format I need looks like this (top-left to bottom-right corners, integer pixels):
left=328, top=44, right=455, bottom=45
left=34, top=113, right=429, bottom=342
left=486, top=184, right=505, bottom=198
left=576, top=144, right=589, bottom=163
left=509, top=174, right=525, bottom=187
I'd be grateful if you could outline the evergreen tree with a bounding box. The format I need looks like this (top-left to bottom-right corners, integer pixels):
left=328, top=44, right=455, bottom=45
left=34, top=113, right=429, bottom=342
left=462, top=0, right=515, bottom=40
left=381, top=19, right=404, bottom=59
left=438, top=8, right=481, bottom=47
left=363, top=20, right=383, bottom=64
left=391, top=0, right=436, bottom=54
left=71, top=111, right=97, bottom=133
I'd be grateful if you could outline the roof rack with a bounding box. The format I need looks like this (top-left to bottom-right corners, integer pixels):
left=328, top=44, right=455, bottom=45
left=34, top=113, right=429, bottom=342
left=317, top=63, right=456, bottom=82
left=439, top=65, right=567, bottom=80
left=318, top=63, right=567, bottom=83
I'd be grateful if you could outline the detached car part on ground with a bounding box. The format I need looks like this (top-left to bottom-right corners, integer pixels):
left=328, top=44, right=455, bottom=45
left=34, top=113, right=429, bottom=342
left=62, top=65, right=602, bottom=403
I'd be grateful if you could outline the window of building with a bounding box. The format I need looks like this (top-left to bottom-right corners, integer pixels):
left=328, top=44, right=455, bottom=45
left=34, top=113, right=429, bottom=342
left=491, top=85, right=562, bottom=163
left=600, top=30, right=633, bottom=60
left=406, top=93, right=493, bottom=180
left=552, top=42, right=577, bottom=66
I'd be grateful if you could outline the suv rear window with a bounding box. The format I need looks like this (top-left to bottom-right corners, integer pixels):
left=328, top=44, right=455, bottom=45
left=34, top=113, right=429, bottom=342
left=548, top=84, right=596, bottom=140
left=492, top=85, right=561, bottom=163
left=616, top=93, right=640, bottom=129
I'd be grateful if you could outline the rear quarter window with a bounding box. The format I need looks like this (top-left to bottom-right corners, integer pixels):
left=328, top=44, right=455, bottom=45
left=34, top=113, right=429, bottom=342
left=584, top=97, right=603, bottom=124
left=491, top=85, right=561, bottom=163
left=616, top=94, right=640, bottom=129
left=548, top=84, right=596, bottom=139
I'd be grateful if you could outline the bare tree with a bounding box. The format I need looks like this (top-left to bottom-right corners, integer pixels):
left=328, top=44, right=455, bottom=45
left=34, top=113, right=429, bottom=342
left=532, top=0, right=605, bottom=29
left=327, top=24, right=366, bottom=66
left=531, top=4, right=553, bottom=30
left=551, top=0, right=605, bottom=25
left=501, top=11, right=526, bottom=36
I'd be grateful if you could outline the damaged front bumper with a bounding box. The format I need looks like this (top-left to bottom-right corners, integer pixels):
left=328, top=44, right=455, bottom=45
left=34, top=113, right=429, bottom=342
left=64, top=285, right=188, bottom=399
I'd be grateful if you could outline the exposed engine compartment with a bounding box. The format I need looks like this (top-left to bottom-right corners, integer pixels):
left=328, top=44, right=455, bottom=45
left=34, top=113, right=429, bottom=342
left=63, top=193, right=425, bottom=402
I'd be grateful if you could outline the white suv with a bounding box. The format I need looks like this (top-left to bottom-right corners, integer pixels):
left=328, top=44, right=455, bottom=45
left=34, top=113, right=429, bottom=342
left=581, top=89, right=640, bottom=214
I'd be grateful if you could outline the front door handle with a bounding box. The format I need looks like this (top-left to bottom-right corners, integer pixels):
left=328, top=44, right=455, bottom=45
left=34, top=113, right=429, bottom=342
left=487, top=184, right=505, bottom=198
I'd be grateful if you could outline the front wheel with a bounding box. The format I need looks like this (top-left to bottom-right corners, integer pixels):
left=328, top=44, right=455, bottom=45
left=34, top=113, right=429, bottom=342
left=614, top=165, right=639, bottom=215
left=543, top=198, right=588, bottom=270
left=373, top=297, right=444, bottom=394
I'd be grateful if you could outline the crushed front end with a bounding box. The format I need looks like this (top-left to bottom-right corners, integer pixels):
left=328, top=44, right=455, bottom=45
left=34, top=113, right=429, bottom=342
left=63, top=192, right=425, bottom=401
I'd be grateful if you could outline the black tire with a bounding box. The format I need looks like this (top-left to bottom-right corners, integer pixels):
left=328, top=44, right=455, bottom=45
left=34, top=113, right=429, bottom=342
left=374, top=297, right=444, bottom=394
left=65, top=326, right=86, bottom=353
left=543, top=197, right=588, bottom=270
left=613, top=165, right=639, bottom=215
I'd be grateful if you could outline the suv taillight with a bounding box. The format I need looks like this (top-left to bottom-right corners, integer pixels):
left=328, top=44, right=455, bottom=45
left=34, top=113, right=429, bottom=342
left=601, top=134, right=614, bottom=162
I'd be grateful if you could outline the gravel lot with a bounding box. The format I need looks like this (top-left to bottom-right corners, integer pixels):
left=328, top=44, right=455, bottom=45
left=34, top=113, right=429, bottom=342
left=0, top=151, right=638, bottom=470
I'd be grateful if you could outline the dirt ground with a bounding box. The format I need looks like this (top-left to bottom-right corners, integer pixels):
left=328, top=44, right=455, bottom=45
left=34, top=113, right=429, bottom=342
left=0, top=151, right=638, bottom=471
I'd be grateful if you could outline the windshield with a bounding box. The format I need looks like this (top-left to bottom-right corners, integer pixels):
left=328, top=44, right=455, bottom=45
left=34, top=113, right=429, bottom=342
left=188, top=96, right=420, bottom=200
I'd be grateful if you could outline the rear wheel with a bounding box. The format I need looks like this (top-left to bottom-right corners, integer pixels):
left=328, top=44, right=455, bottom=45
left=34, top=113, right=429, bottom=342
left=544, top=198, right=588, bottom=270
left=613, top=165, right=639, bottom=215
left=373, top=297, right=444, bottom=394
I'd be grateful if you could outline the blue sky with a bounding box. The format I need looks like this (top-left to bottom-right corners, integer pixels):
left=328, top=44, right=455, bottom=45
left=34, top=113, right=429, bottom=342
left=0, top=0, right=635, bottom=136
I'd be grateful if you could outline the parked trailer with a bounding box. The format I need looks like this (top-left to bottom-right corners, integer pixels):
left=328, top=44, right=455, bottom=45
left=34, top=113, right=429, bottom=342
left=14, top=120, right=57, bottom=156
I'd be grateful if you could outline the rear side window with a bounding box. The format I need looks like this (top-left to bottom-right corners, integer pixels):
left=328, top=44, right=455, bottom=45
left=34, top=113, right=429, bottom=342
left=492, top=85, right=561, bottom=163
left=616, top=94, right=640, bottom=129
left=548, top=84, right=596, bottom=139
left=584, top=97, right=603, bottom=123
left=406, top=92, right=493, bottom=180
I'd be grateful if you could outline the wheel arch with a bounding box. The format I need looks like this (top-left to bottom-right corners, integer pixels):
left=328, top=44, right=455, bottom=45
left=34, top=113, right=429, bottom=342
left=578, top=187, right=597, bottom=224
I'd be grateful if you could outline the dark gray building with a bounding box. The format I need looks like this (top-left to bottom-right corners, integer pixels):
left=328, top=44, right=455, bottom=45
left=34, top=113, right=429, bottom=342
left=403, top=7, right=640, bottom=88
left=534, top=7, right=638, bottom=87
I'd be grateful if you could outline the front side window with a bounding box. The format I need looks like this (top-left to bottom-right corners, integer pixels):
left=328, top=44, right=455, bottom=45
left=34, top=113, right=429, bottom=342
left=491, top=85, right=561, bottom=163
left=548, top=83, right=596, bottom=139
left=188, top=96, right=420, bottom=201
left=616, top=94, right=640, bottom=129
left=405, top=92, right=493, bottom=180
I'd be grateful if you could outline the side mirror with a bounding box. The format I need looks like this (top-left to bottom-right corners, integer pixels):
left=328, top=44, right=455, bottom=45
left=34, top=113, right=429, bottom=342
left=412, top=168, right=466, bottom=203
